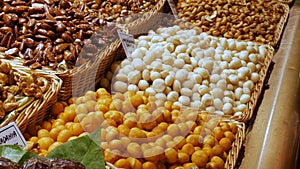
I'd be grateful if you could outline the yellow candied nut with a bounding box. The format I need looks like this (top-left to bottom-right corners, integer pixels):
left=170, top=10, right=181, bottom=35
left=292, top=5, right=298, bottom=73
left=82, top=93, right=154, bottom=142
left=51, top=102, right=64, bottom=117
left=38, top=137, right=54, bottom=150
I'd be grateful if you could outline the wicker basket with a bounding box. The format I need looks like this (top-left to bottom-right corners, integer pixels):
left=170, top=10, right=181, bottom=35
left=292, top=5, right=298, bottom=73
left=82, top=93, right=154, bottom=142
left=104, top=117, right=246, bottom=169
left=165, top=1, right=289, bottom=48
left=0, top=60, right=62, bottom=133
left=45, top=0, right=167, bottom=101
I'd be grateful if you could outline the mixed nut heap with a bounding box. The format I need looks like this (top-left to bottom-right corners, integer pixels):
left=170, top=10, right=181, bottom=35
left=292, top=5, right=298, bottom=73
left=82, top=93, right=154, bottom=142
left=175, top=0, right=285, bottom=45
left=0, top=60, right=49, bottom=122
left=0, top=0, right=159, bottom=70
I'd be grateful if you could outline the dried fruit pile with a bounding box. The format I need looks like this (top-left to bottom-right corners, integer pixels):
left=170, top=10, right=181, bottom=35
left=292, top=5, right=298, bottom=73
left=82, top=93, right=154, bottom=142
left=0, top=0, right=159, bottom=70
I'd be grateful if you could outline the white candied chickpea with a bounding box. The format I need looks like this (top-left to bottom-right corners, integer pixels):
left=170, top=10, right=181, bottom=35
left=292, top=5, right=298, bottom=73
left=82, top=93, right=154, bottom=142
left=132, top=58, right=146, bottom=71
left=227, top=39, right=236, bottom=50
left=258, top=45, right=267, bottom=57
left=206, top=106, right=216, bottom=114
left=115, top=73, right=127, bottom=82
left=243, top=80, right=255, bottom=91
left=198, top=85, right=210, bottom=96
left=177, top=53, right=191, bottom=64
left=175, top=69, right=189, bottom=82
left=120, top=59, right=132, bottom=68
left=113, top=81, right=128, bottom=93
left=173, top=80, right=181, bottom=93
left=174, top=44, right=187, bottom=54
left=240, top=94, right=251, bottom=104
left=223, top=102, right=233, bottom=115
left=142, top=69, right=150, bottom=81
left=204, top=47, right=216, bottom=58
left=127, top=70, right=142, bottom=85
left=151, top=35, right=164, bottom=43
left=213, top=98, right=223, bottom=110
left=191, top=93, right=200, bottom=101
left=248, top=54, right=258, bottom=63
left=150, top=71, right=162, bottom=81
left=251, top=72, right=260, bottom=83
left=152, top=79, right=166, bottom=93
left=201, top=94, right=213, bottom=106
left=234, top=87, right=243, bottom=100
left=235, top=41, right=247, bottom=51
left=179, top=96, right=191, bottom=106
left=239, top=50, right=249, bottom=61
left=201, top=59, right=214, bottom=73
left=174, top=58, right=185, bottom=68
left=151, top=60, right=163, bottom=71
left=183, top=64, right=193, bottom=72
left=211, top=88, right=224, bottom=99
left=155, top=93, right=167, bottom=102
left=138, top=80, right=149, bottom=91
left=182, top=79, right=195, bottom=89
left=194, top=67, right=209, bottom=79
left=229, top=57, right=242, bottom=69
left=247, top=62, right=256, bottom=72
left=128, top=84, right=139, bottom=92
left=131, top=48, right=145, bottom=58
left=165, top=74, right=175, bottom=87
left=167, top=91, right=179, bottom=102
left=121, top=65, right=134, bottom=75
left=210, top=74, right=221, bottom=84
left=191, top=48, right=203, bottom=59
left=221, top=51, right=233, bottom=62
left=190, top=100, right=203, bottom=110
left=181, top=88, right=193, bottom=97
left=216, top=79, right=227, bottom=90
left=162, top=53, right=175, bottom=65
left=228, top=74, right=239, bottom=85
left=145, top=87, right=156, bottom=96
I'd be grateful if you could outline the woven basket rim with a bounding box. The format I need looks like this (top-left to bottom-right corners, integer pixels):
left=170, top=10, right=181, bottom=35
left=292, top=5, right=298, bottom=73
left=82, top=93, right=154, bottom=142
left=270, top=3, right=290, bottom=47
left=13, top=66, right=62, bottom=132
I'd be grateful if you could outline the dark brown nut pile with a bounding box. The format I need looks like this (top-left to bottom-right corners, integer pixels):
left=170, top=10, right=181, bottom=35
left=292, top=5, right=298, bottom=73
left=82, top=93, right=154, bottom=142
left=23, top=158, right=85, bottom=169
left=0, top=60, right=49, bottom=120
left=175, top=0, right=285, bottom=45
left=0, top=0, right=158, bottom=70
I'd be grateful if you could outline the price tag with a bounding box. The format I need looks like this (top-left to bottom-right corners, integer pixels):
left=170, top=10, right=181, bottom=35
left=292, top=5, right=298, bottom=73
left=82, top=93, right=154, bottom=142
left=167, top=0, right=178, bottom=19
left=117, top=29, right=136, bottom=58
left=0, top=122, right=26, bottom=147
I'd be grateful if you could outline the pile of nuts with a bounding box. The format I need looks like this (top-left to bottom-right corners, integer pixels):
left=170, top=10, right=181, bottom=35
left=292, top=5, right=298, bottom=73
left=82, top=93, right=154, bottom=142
left=0, top=59, right=49, bottom=121
left=25, top=88, right=239, bottom=169
left=100, top=26, right=269, bottom=117
left=175, top=0, right=285, bottom=45
left=0, top=0, right=159, bottom=70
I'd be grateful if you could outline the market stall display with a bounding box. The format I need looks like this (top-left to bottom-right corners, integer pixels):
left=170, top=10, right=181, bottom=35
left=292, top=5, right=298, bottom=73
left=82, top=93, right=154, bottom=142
left=0, top=0, right=298, bottom=168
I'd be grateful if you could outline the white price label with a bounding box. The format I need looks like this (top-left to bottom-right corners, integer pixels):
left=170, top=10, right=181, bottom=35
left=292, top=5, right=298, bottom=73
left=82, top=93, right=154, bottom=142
left=167, top=0, right=178, bottom=19
left=117, top=30, right=136, bottom=58
left=0, top=122, right=26, bottom=147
